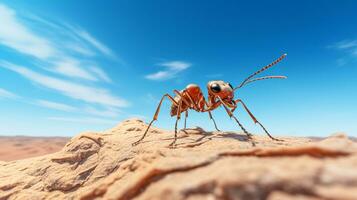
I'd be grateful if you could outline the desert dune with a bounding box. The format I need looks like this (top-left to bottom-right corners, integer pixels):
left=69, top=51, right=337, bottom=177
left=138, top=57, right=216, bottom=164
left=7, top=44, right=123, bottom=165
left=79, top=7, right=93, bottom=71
left=0, top=136, right=69, bottom=162
left=1, top=118, right=357, bottom=200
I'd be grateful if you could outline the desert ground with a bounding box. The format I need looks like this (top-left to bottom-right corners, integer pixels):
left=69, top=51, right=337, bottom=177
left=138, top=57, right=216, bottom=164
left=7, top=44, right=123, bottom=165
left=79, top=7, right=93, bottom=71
left=1, top=119, right=357, bottom=200
left=0, top=136, right=69, bottom=161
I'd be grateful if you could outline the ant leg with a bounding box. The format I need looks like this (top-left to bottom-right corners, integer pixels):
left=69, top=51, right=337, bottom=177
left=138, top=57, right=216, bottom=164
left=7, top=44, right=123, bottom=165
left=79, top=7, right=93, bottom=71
left=132, top=94, right=178, bottom=146
left=170, top=99, right=183, bottom=147
left=208, top=111, right=220, bottom=131
left=218, top=98, right=253, bottom=139
left=234, top=99, right=283, bottom=141
left=184, top=110, right=188, bottom=129
left=231, top=115, right=253, bottom=138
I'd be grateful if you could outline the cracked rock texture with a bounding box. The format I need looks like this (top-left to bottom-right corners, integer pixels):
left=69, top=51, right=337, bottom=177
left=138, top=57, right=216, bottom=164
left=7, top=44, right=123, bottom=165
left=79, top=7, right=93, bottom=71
left=1, top=118, right=357, bottom=200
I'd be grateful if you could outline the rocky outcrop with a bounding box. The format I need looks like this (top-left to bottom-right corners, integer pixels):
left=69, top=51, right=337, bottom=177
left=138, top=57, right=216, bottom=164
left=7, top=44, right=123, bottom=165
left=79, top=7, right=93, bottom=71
left=1, top=119, right=356, bottom=200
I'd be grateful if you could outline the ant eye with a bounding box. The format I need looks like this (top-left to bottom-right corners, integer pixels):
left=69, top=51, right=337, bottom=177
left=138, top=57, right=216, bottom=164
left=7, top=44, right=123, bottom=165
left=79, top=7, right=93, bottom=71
left=210, top=83, right=221, bottom=93
left=228, top=83, right=234, bottom=89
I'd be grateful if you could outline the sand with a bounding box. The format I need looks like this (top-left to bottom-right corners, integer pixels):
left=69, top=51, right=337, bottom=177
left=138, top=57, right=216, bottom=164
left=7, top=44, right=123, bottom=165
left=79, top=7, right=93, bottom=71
left=1, top=118, right=357, bottom=200
left=0, top=136, right=69, bottom=161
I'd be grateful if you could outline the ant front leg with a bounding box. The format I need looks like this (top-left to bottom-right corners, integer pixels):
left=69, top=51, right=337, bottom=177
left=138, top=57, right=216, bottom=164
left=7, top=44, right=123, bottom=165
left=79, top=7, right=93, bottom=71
left=203, top=99, right=221, bottom=131
left=208, top=111, right=220, bottom=131
left=132, top=94, right=178, bottom=146
left=217, top=97, right=253, bottom=139
left=234, top=99, right=283, bottom=141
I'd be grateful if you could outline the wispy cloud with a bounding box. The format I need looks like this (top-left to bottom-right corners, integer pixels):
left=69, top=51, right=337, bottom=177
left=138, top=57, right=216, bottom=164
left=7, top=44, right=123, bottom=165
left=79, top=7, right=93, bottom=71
left=0, top=3, right=115, bottom=82
left=332, top=40, right=357, bottom=50
left=36, top=100, right=77, bottom=112
left=88, top=66, right=112, bottom=83
left=83, top=106, right=121, bottom=118
left=145, top=61, right=191, bottom=81
left=145, top=71, right=171, bottom=80
left=48, top=116, right=117, bottom=125
left=72, top=28, right=115, bottom=58
left=0, top=88, right=18, bottom=99
left=329, top=39, right=357, bottom=66
left=0, top=4, right=56, bottom=59
left=0, top=61, right=129, bottom=108
left=0, top=3, right=128, bottom=118
left=160, top=61, right=191, bottom=71
left=0, top=87, right=120, bottom=118
left=49, top=57, right=98, bottom=81
left=65, top=42, right=95, bottom=57
left=34, top=99, right=121, bottom=118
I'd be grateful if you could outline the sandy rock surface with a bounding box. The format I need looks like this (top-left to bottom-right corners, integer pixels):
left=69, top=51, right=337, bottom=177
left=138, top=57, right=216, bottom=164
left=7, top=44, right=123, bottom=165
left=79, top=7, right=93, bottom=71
left=1, top=119, right=357, bottom=200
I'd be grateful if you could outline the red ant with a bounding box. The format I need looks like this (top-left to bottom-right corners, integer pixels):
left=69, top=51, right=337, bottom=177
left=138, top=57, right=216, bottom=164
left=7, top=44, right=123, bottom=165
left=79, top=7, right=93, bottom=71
left=133, top=54, right=287, bottom=146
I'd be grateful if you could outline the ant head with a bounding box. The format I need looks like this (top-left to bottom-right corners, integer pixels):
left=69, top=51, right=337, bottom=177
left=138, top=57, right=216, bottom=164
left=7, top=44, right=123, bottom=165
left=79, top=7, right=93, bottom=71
left=207, top=80, right=234, bottom=101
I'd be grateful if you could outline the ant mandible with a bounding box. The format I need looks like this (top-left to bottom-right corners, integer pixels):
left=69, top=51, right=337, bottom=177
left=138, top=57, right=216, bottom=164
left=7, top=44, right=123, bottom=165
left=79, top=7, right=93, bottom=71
left=133, top=54, right=287, bottom=146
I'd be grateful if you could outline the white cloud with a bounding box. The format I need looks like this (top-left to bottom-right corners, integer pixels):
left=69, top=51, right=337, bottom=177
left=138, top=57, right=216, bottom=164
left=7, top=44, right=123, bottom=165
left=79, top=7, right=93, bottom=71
left=50, top=57, right=98, bottom=81
left=48, top=116, right=117, bottom=124
left=89, top=66, right=112, bottom=83
left=0, top=88, right=18, bottom=99
left=145, top=61, right=191, bottom=81
left=84, top=106, right=120, bottom=118
left=47, top=57, right=113, bottom=83
left=145, top=71, right=172, bottom=80
left=72, top=28, right=115, bottom=58
left=160, top=61, right=191, bottom=71
left=65, top=42, right=95, bottom=57
left=330, top=39, right=357, bottom=66
left=0, top=3, right=114, bottom=83
left=0, top=3, right=129, bottom=119
left=333, top=40, right=357, bottom=50
left=34, top=99, right=120, bottom=118
left=36, top=100, right=77, bottom=112
left=24, top=13, right=63, bottom=31
left=0, top=61, right=129, bottom=108
left=0, top=4, right=56, bottom=59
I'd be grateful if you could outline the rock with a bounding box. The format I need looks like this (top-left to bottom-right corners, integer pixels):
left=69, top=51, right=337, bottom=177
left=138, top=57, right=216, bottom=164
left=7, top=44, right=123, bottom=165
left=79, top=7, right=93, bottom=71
left=1, top=118, right=357, bottom=200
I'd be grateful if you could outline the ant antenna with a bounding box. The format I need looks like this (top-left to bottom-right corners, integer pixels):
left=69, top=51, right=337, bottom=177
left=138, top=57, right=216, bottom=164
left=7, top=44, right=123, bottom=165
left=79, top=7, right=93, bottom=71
left=234, top=53, right=287, bottom=91
left=236, top=76, right=287, bottom=89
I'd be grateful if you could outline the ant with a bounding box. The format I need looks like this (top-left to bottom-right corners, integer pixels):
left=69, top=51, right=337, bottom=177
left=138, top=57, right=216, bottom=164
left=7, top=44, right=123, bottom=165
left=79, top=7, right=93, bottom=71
left=133, top=54, right=287, bottom=146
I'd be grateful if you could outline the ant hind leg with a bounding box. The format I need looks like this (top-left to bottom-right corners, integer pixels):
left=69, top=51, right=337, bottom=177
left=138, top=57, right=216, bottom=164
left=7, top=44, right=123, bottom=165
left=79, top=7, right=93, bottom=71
left=184, top=110, right=188, bottom=129
left=132, top=94, right=178, bottom=146
left=169, top=99, right=183, bottom=147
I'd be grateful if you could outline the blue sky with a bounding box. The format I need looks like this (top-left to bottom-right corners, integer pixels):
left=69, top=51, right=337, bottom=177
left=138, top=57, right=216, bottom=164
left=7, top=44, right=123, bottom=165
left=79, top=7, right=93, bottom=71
left=0, top=0, right=356, bottom=137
